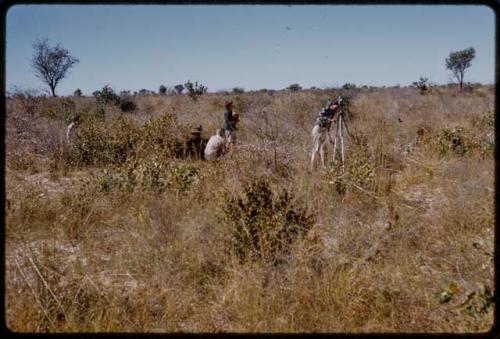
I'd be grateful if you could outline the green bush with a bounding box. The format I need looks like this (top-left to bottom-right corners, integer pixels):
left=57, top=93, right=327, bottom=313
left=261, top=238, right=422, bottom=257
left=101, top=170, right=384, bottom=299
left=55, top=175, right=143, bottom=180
left=93, top=85, right=121, bottom=106
left=323, top=148, right=375, bottom=196
left=424, top=127, right=481, bottom=156
left=38, top=97, right=76, bottom=121
left=223, top=179, right=315, bottom=264
left=73, top=117, right=140, bottom=166
left=137, top=113, right=186, bottom=158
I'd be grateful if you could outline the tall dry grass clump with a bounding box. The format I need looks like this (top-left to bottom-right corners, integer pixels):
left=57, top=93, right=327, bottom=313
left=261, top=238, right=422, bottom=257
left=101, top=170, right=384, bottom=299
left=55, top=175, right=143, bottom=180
left=5, top=85, right=494, bottom=333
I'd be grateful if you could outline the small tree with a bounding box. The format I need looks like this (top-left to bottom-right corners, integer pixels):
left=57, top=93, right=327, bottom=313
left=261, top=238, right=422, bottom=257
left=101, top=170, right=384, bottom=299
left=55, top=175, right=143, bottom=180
left=287, top=83, right=302, bottom=92
left=184, top=80, right=207, bottom=101
left=31, top=39, right=79, bottom=97
left=174, top=84, right=184, bottom=94
left=232, top=87, right=245, bottom=94
left=412, top=77, right=429, bottom=94
left=73, top=88, right=82, bottom=97
left=159, top=85, right=167, bottom=95
left=445, top=47, right=476, bottom=92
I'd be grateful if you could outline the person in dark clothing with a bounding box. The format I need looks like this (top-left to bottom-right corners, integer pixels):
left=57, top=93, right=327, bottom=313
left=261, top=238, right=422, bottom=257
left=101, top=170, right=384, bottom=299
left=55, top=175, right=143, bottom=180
left=223, top=101, right=238, bottom=148
left=185, top=125, right=205, bottom=160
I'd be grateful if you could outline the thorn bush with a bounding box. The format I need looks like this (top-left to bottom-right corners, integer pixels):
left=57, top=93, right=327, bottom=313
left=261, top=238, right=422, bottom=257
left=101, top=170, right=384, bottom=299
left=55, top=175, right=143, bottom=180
left=223, top=179, right=315, bottom=264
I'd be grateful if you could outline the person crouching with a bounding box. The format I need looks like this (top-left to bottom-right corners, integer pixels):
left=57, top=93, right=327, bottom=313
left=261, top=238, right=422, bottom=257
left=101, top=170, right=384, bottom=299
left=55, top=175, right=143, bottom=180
left=204, top=128, right=226, bottom=160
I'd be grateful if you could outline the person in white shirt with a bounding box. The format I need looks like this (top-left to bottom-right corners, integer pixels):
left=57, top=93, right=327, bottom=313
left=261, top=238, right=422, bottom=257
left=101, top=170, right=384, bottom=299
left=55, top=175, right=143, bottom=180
left=204, top=128, right=226, bottom=160
left=66, top=114, right=81, bottom=143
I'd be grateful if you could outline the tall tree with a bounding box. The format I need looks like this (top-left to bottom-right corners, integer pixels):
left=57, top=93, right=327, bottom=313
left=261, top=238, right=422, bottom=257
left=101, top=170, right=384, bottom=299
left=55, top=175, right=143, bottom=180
left=445, top=47, right=476, bottom=92
left=32, top=39, right=79, bottom=97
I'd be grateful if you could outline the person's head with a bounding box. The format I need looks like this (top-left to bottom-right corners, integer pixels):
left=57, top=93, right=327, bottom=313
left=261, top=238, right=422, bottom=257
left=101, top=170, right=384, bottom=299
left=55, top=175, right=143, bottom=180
left=73, top=114, right=82, bottom=124
left=216, top=128, right=225, bottom=137
left=225, top=101, right=233, bottom=111
left=329, top=102, right=339, bottom=111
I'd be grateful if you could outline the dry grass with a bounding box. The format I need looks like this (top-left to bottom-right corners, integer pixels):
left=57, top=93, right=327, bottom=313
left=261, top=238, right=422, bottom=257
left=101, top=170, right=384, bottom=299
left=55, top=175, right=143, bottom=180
left=5, top=85, right=494, bottom=333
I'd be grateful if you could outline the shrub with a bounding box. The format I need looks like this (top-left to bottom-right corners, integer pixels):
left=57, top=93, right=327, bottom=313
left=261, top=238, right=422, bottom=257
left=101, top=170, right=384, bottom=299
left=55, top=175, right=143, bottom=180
left=159, top=85, right=167, bottom=95
left=223, top=179, right=315, bottom=264
left=174, top=84, right=184, bottom=94
left=72, top=117, right=140, bottom=166
left=412, top=77, right=429, bottom=94
left=287, top=83, right=302, bottom=92
left=342, top=83, right=356, bottom=90
left=184, top=80, right=207, bottom=101
left=38, top=97, right=76, bottom=121
left=232, top=87, right=245, bottom=94
left=93, top=85, right=121, bottom=106
left=119, top=97, right=137, bottom=112
left=424, top=127, right=482, bottom=156
left=10, top=89, right=43, bottom=116
left=323, top=148, right=375, bottom=196
left=73, top=89, right=82, bottom=97
left=136, top=112, right=186, bottom=159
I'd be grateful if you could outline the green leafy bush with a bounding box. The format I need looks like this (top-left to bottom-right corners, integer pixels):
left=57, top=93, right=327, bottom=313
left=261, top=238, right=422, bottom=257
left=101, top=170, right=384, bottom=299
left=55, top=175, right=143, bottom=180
left=324, top=149, right=375, bottom=196
left=73, top=117, right=140, bottom=166
left=93, top=85, right=121, bottom=106
left=424, top=127, right=482, bottom=156
left=223, top=179, right=315, bottom=264
left=38, top=97, right=76, bottom=121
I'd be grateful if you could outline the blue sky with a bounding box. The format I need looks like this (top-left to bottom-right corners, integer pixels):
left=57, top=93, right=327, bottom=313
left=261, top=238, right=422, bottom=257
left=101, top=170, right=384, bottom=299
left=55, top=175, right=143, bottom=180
left=6, top=5, right=495, bottom=95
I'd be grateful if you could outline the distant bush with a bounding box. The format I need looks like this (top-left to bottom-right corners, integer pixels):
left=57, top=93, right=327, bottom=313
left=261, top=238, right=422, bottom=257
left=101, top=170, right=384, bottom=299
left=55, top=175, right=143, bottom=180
left=287, top=83, right=302, bottom=92
left=412, top=77, right=429, bottom=94
left=119, top=97, right=137, bottom=112
left=232, top=87, right=245, bottom=94
left=184, top=80, right=207, bottom=101
left=174, top=84, right=184, bottom=94
left=73, top=88, right=82, bottom=97
left=159, top=85, right=167, bottom=95
left=342, top=83, right=356, bottom=90
left=223, top=179, right=315, bottom=264
left=93, top=85, right=121, bottom=105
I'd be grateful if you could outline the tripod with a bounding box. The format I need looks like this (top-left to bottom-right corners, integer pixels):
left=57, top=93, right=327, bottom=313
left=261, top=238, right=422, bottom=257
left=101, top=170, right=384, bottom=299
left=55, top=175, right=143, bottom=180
left=329, top=108, right=351, bottom=171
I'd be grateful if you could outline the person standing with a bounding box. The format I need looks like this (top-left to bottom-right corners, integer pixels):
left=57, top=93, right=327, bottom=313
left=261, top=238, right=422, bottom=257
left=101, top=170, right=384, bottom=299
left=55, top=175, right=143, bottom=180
left=223, top=101, right=239, bottom=149
left=310, top=99, right=342, bottom=170
left=66, top=114, right=81, bottom=144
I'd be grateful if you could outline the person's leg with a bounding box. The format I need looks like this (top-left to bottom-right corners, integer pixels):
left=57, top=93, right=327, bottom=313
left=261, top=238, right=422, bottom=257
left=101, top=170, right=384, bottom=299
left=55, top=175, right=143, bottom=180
left=311, top=126, right=321, bottom=170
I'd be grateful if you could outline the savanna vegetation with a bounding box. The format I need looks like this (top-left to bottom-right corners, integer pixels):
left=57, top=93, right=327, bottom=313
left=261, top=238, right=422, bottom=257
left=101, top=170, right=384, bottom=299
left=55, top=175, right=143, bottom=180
left=5, top=84, right=494, bottom=332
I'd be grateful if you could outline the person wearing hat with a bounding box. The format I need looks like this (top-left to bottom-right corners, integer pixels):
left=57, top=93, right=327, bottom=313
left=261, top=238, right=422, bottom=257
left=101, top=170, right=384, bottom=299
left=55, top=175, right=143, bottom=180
left=310, top=99, right=342, bottom=170
left=223, top=101, right=239, bottom=149
left=185, top=125, right=205, bottom=159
